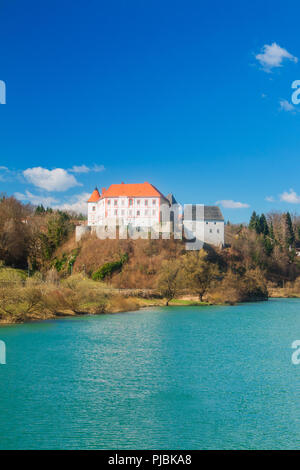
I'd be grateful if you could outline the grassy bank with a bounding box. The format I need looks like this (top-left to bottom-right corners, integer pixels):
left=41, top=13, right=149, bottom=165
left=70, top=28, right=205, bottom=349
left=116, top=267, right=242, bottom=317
left=0, top=274, right=158, bottom=324
left=0, top=269, right=219, bottom=324
left=0, top=262, right=269, bottom=324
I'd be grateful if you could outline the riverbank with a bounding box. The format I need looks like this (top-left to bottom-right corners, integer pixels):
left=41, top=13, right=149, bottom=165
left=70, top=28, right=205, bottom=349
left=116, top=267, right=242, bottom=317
left=0, top=296, right=211, bottom=325
left=268, top=286, right=300, bottom=298
left=0, top=266, right=268, bottom=324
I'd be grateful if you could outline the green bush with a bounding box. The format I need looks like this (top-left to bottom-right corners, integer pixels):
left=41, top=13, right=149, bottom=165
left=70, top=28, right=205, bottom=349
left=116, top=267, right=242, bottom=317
left=53, top=248, right=80, bottom=273
left=92, top=253, right=128, bottom=281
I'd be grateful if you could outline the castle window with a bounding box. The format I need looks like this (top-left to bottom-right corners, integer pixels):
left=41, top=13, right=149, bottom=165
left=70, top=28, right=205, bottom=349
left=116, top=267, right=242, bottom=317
left=137, top=210, right=140, bottom=216
left=145, top=200, right=148, bottom=206
left=209, top=229, right=212, bottom=233
left=129, top=199, right=133, bottom=206
left=107, top=200, right=111, bottom=205
left=137, top=200, right=140, bottom=205
left=152, top=209, right=156, bottom=216
left=114, top=209, right=118, bottom=216
left=152, top=199, right=156, bottom=205
left=92, top=206, right=96, bottom=211
left=114, top=200, right=118, bottom=206
left=217, top=229, right=220, bottom=233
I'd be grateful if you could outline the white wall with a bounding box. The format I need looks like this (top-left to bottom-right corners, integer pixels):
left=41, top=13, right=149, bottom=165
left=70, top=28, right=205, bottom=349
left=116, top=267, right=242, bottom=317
left=88, top=196, right=161, bottom=228
left=204, top=220, right=224, bottom=246
left=184, top=219, right=224, bottom=249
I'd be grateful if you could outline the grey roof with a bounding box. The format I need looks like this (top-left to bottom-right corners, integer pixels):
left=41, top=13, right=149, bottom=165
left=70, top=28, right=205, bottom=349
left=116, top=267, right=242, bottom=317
left=204, top=206, right=224, bottom=221
left=183, top=205, right=224, bottom=221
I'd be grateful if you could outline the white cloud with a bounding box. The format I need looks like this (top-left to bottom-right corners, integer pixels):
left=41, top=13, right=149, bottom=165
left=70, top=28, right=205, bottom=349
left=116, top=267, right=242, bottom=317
left=69, top=165, right=90, bottom=173
left=15, top=190, right=89, bottom=214
left=216, top=200, right=250, bottom=209
left=265, top=196, right=275, bottom=202
left=256, top=42, right=298, bottom=72
left=23, top=167, right=82, bottom=192
left=69, top=164, right=105, bottom=173
left=0, top=166, right=17, bottom=182
left=14, top=190, right=59, bottom=206
left=279, top=99, right=296, bottom=112
left=280, top=189, right=300, bottom=203
left=53, top=192, right=90, bottom=214
left=92, top=164, right=105, bottom=172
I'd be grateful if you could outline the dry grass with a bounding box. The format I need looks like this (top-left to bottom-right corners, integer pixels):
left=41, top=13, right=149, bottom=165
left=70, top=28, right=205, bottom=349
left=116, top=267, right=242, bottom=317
left=268, top=277, right=300, bottom=298
left=0, top=271, right=149, bottom=323
left=72, top=236, right=185, bottom=288
left=107, top=295, right=140, bottom=313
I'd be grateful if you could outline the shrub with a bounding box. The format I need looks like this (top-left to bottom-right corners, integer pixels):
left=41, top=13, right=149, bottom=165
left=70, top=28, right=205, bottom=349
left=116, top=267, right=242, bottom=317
left=207, top=269, right=268, bottom=304
left=92, top=253, right=128, bottom=281
left=0, top=285, right=43, bottom=321
left=107, top=295, right=139, bottom=313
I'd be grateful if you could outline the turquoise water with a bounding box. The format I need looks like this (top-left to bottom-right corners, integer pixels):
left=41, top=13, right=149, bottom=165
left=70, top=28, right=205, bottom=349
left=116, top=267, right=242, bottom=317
left=0, top=299, right=300, bottom=449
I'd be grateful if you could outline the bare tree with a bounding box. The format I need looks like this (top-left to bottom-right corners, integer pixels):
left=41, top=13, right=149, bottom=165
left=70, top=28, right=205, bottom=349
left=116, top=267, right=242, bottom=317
left=157, top=259, right=183, bottom=305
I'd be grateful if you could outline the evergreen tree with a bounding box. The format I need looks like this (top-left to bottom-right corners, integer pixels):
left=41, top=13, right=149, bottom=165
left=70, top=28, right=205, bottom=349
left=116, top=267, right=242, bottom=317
left=269, top=222, right=275, bottom=240
left=35, top=204, right=45, bottom=215
left=249, top=211, right=259, bottom=232
left=259, top=214, right=269, bottom=236
left=284, top=212, right=295, bottom=247
left=263, top=236, right=273, bottom=256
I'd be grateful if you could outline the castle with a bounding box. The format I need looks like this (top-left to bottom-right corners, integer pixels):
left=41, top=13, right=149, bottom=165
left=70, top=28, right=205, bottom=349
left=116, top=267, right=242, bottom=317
left=87, top=182, right=169, bottom=228
left=76, top=181, right=224, bottom=248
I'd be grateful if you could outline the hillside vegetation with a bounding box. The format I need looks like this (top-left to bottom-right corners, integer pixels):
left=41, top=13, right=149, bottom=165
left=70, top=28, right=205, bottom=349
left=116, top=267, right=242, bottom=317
left=1, top=195, right=300, bottom=322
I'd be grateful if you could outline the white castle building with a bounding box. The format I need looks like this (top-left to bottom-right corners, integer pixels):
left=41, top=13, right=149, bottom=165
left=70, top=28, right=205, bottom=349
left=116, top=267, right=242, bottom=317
left=81, top=181, right=224, bottom=248
left=87, top=182, right=169, bottom=228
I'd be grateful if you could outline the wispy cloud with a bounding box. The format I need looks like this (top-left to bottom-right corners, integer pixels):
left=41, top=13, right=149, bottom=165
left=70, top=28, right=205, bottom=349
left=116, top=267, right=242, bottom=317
left=23, top=167, right=82, bottom=192
left=14, top=190, right=89, bottom=214
left=216, top=200, right=250, bottom=209
left=280, top=189, right=300, bottom=204
left=0, top=167, right=8, bottom=182
left=14, top=190, right=59, bottom=206
left=265, top=196, right=275, bottom=202
left=53, top=192, right=90, bottom=214
left=279, top=99, right=296, bottom=113
left=69, top=164, right=105, bottom=174
left=255, top=42, right=298, bottom=72
left=0, top=166, right=18, bottom=182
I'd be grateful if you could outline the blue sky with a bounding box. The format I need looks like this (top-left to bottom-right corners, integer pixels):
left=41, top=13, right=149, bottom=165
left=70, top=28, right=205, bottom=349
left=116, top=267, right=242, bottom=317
left=1, top=0, right=300, bottom=222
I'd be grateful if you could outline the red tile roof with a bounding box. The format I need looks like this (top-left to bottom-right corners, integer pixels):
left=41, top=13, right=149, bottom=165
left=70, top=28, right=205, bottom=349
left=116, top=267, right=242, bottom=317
left=100, top=182, right=166, bottom=199
left=88, top=187, right=101, bottom=202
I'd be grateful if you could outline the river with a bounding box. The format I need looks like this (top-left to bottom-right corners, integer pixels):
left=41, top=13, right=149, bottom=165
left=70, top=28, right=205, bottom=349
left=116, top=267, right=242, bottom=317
left=0, top=299, right=300, bottom=449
